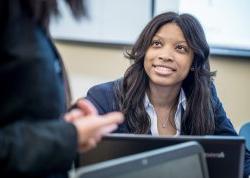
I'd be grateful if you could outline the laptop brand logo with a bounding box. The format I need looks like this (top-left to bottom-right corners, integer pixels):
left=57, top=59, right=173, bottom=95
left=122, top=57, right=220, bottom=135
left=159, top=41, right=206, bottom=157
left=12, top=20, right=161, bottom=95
left=205, top=152, right=225, bottom=159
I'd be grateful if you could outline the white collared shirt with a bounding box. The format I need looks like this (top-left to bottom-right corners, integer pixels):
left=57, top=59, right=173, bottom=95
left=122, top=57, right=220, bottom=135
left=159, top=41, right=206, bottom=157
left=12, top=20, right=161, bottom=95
left=144, top=88, right=187, bottom=136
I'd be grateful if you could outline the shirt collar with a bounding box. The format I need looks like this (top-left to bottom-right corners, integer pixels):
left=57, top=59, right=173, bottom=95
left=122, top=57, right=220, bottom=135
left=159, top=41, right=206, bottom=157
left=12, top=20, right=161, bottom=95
left=144, top=93, right=152, bottom=109
left=144, top=88, right=187, bottom=136
left=177, top=88, right=186, bottom=111
left=144, top=88, right=186, bottom=111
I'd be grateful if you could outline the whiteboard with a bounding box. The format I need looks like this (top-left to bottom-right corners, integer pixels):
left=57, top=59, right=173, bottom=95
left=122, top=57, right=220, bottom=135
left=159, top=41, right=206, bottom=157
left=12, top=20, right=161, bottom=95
left=50, top=0, right=151, bottom=45
left=155, top=0, right=250, bottom=56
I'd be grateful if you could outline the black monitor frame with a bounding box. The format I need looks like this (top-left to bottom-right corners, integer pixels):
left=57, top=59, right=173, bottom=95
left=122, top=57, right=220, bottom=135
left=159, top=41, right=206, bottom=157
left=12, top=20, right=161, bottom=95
left=78, top=134, right=245, bottom=178
left=75, top=141, right=209, bottom=178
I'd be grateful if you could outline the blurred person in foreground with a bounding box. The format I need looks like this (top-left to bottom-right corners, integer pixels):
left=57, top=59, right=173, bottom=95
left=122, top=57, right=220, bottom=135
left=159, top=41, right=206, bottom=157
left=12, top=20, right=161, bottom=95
left=0, top=0, right=123, bottom=178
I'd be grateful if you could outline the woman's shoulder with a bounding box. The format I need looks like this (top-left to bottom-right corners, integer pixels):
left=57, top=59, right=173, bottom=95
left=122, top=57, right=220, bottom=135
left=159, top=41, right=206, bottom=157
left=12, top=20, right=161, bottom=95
left=85, top=79, right=122, bottom=113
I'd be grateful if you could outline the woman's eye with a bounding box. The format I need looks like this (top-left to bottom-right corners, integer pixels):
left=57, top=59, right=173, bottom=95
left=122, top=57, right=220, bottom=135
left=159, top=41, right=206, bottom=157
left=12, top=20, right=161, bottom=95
left=176, top=45, right=188, bottom=53
left=151, top=40, right=162, bottom=47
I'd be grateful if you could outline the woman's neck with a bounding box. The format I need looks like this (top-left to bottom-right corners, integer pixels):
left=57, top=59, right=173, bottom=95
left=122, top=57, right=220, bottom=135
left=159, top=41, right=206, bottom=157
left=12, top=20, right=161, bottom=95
left=147, top=83, right=181, bottom=108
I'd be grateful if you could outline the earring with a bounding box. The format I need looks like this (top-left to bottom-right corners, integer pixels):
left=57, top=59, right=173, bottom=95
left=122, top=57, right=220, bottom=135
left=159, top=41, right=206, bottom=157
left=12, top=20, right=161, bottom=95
left=190, top=66, right=195, bottom=71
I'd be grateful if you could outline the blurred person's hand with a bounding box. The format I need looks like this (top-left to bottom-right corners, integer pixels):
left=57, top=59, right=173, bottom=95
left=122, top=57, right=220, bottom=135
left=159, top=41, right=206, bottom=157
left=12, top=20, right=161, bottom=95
left=64, top=99, right=123, bottom=152
left=65, top=99, right=98, bottom=122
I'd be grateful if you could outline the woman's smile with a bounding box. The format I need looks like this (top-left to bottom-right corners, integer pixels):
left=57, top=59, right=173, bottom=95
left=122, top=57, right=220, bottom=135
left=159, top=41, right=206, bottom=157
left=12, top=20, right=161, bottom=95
left=153, top=64, right=176, bottom=76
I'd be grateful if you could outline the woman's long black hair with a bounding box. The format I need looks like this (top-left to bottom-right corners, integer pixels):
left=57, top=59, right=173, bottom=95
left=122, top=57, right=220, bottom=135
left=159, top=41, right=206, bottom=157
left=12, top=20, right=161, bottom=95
left=115, top=12, right=216, bottom=135
left=22, top=0, right=86, bottom=28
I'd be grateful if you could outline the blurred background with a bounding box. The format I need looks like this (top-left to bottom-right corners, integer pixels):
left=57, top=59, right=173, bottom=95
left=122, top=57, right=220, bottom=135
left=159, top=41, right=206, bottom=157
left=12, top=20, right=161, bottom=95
left=51, top=0, right=250, bottom=131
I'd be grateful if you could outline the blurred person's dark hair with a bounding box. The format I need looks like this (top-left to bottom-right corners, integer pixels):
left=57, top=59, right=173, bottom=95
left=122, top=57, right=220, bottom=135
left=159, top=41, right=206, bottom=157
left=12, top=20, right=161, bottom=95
left=0, top=0, right=87, bottom=107
left=0, top=0, right=87, bottom=28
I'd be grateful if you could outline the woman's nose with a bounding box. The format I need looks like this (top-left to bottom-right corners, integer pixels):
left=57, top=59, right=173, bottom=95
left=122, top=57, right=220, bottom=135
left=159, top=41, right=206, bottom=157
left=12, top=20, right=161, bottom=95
left=158, top=48, right=174, bottom=62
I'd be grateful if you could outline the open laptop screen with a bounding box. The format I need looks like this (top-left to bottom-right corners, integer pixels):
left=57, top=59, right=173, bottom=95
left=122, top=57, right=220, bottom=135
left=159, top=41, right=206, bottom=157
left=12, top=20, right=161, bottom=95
left=75, top=141, right=209, bottom=178
left=78, top=134, right=245, bottom=178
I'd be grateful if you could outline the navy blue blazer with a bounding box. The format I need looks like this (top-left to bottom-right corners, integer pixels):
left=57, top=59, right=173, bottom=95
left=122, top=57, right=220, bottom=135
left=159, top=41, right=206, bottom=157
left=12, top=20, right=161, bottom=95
left=85, top=80, right=250, bottom=177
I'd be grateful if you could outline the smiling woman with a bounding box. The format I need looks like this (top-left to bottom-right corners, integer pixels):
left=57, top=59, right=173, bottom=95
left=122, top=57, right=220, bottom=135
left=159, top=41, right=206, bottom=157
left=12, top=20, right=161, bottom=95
left=74, top=11, right=249, bottom=177
left=113, top=12, right=215, bottom=136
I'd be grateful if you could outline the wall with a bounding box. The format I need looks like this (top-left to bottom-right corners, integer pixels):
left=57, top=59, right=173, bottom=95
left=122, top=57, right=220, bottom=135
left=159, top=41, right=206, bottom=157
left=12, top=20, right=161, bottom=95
left=56, top=42, right=130, bottom=101
left=210, top=57, right=250, bottom=130
left=56, top=42, right=250, bottom=130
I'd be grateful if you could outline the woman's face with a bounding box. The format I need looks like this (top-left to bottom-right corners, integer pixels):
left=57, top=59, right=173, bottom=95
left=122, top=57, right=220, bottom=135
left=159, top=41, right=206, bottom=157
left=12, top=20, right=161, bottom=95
left=144, top=22, right=194, bottom=89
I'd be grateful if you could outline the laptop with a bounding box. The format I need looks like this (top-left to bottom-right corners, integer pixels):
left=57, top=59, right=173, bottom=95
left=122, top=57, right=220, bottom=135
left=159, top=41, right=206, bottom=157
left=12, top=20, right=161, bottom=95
left=78, top=134, right=245, bottom=178
left=75, top=141, right=209, bottom=178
